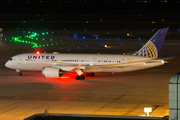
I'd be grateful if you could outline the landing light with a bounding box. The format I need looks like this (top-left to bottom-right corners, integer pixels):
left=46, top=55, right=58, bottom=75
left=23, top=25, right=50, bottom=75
left=161, top=60, right=164, bottom=64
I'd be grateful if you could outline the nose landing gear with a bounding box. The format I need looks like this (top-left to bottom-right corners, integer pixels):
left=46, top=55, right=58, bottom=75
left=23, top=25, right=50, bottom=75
left=16, top=69, right=22, bottom=76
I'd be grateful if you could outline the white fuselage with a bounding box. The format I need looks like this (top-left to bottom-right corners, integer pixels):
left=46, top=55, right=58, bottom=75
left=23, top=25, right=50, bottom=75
left=5, top=53, right=164, bottom=73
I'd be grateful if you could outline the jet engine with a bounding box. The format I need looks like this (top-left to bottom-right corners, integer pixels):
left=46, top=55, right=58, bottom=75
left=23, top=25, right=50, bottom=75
left=42, top=66, right=66, bottom=78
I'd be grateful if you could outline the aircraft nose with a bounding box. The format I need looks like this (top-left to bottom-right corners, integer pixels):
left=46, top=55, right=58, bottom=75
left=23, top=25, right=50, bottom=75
left=5, top=61, right=10, bottom=68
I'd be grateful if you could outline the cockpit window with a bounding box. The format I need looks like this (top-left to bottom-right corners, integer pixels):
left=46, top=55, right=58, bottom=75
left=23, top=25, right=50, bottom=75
left=10, top=58, right=13, bottom=61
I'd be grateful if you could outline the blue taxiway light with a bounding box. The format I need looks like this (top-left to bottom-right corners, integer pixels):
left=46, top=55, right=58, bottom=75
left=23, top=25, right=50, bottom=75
left=125, top=28, right=127, bottom=30
left=121, top=44, right=123, bottom=45
left=138, top=38, right=141, bottom=40
left=77, top=47, right=79, bottom=49
left=83, top=36, right=85, bottom=39
left=178, top=29, right=179, bottom=31
left=86, top=45, right=88, bottom=47
left=152, top=29, right=154, bottom=32
left=101, top=44, right=103, bottom=46
left=68, top=49, right=70, bottom=51
left=96, top=37, right=98, bottom=39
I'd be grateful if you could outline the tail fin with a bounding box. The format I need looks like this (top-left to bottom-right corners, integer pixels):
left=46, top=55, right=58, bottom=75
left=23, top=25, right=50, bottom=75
left=133, top=27, right=169, bottom=58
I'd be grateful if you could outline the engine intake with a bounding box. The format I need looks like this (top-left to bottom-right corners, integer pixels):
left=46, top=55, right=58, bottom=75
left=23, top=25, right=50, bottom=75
left=42, top=66, right=65, bottom=78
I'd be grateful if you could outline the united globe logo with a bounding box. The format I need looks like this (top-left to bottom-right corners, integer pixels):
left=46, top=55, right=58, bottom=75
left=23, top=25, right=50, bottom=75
left=134, top=41, right=158, bottom=58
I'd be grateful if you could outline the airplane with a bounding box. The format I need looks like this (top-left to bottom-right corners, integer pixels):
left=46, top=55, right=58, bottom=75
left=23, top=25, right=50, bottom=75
left=5, top=27, right=169, bottom=80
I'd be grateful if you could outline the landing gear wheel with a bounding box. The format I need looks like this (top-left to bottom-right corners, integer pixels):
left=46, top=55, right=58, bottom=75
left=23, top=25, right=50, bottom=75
left=85, top=73, right=90, bottom=76
left=18, top=73, right=22, bottom=76
left=91, top=73, right=95, bottom=76
left=80, top=75, right=85, bottom=80
left=76, top=76, right=80, bottom=80
left=76, top=75, right=85, bottom=80
left=85, top=73, right=95, bottom=77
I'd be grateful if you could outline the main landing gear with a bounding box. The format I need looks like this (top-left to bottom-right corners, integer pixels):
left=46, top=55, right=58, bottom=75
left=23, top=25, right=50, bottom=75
left=75, top=75, right=85, bottom=80
left=85, top=73, right=95, bottom=77
left=75, top=72, right=95, bottom=80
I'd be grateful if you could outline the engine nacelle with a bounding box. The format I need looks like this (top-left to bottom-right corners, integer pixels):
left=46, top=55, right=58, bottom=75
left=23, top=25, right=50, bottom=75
left=42, top=66, right=65, bottom=78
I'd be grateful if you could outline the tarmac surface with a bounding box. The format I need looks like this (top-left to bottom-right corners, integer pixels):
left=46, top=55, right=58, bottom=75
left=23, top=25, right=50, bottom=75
left=0, top=29, right=180, bottom=120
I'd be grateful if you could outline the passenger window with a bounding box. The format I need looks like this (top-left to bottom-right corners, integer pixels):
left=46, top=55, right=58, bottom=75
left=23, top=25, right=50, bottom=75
left=10, top=58, right=13, bottom=61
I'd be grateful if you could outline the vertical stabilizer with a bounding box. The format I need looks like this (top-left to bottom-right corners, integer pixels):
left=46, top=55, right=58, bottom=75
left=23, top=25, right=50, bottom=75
left=133, top=27, right=169, bottom=58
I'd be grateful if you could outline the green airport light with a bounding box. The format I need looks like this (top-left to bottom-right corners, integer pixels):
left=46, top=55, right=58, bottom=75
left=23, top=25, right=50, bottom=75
left=50, top=39, right=52, bottom=41
left=43, top=38, right=45, bottom=40
left=46, top=32, right=48, bottom=34
left=56, top=43, right=58, bottom=45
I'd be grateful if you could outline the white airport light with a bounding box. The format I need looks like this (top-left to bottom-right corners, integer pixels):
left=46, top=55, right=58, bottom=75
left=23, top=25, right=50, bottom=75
left=127, top=33, right=129, bottom=36
left=104, top=45, right=107, bottom=48
left=144, top=107, right=152, bottom=116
